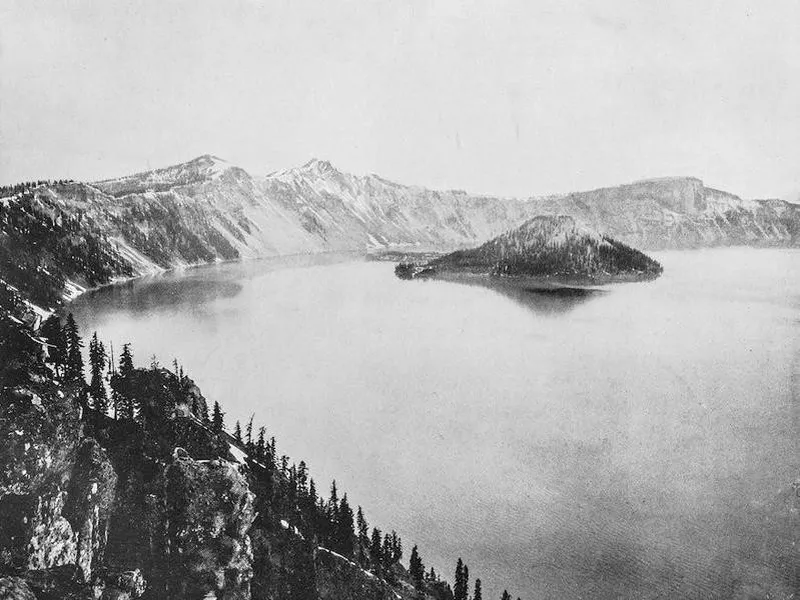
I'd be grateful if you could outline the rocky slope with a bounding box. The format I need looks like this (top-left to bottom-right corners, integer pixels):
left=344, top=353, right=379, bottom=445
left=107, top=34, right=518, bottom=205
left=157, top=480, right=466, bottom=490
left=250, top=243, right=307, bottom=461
left=0, top=286, right=460, bottom=600
left=405, top=215, right=662, bottom=285
left=523, top=177, right=800, bottom=250
left=2, top=156, right=798, bottom=308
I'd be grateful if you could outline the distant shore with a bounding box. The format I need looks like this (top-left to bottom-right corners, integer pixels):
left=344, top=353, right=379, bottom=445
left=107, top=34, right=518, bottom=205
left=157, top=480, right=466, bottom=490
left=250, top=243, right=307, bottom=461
left=413, top=267, right=661, bottom=290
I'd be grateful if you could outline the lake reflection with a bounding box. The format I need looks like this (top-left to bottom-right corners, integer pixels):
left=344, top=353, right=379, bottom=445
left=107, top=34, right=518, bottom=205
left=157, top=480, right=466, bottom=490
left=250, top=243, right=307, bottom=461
left=70, top=249, right=800, bottom=600
left=445, top=278, right=606, bottom=315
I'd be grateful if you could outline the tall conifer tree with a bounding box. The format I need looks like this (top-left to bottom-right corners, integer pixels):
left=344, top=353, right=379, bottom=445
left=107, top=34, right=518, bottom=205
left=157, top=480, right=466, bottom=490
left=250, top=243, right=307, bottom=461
left=337, top=493, right=355, bottom=557
left=119, top=343, right=134, bottom=376
left=211, top=400, right=224, bottom=432
left=409, top=545, right=425, bottom=589
left=64, top=313, right=84, bottom=383
left=454, top=558, right=468, bottom=600
left=370, top=528, right=383, bottom=571
left=328, top=480, right=339, bottom=518
left=356, top=506, right=370, bottom=567
left=88, top=332, right=108, bottom=413
left=256, top=427, right=266, bottom=459
left=245, top=415, right=254, bottom=448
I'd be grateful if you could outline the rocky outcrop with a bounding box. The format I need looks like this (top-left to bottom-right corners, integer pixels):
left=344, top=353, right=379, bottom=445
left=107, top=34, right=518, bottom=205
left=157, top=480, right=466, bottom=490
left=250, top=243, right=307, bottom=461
left=315, top=548, right=400, bottom=600
left=63, top=439, right=117, bottom=581
left=25, top=491, right=77, bottom=572
left=160, top=452, right=255, bottom=600
left=0, top=376, right=84, bottom=575
left=0, top=384, right=82, bottom=500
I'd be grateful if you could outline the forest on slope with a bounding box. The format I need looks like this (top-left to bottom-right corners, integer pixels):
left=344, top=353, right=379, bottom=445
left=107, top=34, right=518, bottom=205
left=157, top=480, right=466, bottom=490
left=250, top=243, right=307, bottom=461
left=0, top=282, right=526, bottom=600
left=400, top=215, right=663, bottom=284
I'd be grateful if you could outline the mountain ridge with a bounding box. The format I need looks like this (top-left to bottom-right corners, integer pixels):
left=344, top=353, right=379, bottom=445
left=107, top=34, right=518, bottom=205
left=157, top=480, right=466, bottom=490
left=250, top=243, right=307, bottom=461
left=1, top=155, right=798, bottom=308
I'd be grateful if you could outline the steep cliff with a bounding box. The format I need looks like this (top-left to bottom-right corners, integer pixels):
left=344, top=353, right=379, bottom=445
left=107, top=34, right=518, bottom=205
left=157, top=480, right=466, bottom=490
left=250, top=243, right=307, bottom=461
left=523, top=177, right=800, bottom=250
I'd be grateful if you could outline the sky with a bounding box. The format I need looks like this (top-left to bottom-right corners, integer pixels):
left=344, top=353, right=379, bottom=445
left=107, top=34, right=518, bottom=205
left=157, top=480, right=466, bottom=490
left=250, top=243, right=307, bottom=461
left=1, top=0, right=798, bottom=200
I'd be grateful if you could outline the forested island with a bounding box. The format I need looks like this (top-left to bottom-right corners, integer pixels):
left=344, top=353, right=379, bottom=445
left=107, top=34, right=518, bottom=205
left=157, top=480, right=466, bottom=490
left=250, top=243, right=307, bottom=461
left=396, top=215, right=663, bottom=288
left=0, top=279, right=525, bottom=599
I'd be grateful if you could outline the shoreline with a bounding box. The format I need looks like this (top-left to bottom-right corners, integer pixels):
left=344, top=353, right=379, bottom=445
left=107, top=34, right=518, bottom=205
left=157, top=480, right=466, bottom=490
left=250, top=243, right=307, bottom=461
left=58, top=249, right=368, bottom=312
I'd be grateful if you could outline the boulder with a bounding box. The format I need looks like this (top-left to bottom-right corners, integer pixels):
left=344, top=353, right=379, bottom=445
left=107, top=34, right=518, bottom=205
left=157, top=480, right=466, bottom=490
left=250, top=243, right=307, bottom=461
left=161, top=455, right=255, bottom=599
left=25, top=490, right=77, bottom=571
left=0, top=384, right=82, bottom=499
left=64, top=439, right=118, bottom=581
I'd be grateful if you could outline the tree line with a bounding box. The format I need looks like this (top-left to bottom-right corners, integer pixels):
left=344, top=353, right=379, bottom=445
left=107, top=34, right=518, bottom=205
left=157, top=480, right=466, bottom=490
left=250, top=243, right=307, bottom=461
left=0, top=179, right=75, bottom=198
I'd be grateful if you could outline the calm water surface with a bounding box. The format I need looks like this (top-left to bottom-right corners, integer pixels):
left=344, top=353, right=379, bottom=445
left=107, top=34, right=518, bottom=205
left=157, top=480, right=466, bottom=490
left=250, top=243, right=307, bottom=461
left=70, top=249, right=800, bottom=599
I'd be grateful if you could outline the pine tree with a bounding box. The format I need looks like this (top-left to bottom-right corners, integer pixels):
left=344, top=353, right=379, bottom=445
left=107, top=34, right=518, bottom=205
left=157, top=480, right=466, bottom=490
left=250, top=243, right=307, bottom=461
left=336, top=493, right=355, bottom=557
left=474, top=578, right=482, bottom=600
left=112, top=342, right=136, bottom=420
left=119, top=343, right=134, bottom=376
left=409, top=545, right=425, bottom=589
left=500, top=591, right=511, bottom=600
left=390, top=531, right=402, bottom=562
left=211, top=401, right=224, bottom=432
left=297, top=461, right=308, bottom=496
left=269, top=437, right=277, bottom=466
left=63, top=313, right=84, bottom=383
left=88, top=332, right=108, bottom=414
left=256, top=427, right=266, bottom=459
left=233, top=420, right=242, bottom=442
left=309, top=478, right=317, bottom=504
left=369, top=527, right=383, bottom=571
left=328, top=481, right=339, bottom=519
left=356, top=506, right=370, bottom=567
left=245, top=414, right=254, bottom=448
left=382, top=533, right=394, bottom=570
left=454, top=558, right=468, bottom=600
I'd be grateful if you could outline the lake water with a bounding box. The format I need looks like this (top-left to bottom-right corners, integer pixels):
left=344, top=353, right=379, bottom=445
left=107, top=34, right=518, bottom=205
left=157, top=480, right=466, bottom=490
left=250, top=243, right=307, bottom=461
left=70, top=249, right=800, bottom=600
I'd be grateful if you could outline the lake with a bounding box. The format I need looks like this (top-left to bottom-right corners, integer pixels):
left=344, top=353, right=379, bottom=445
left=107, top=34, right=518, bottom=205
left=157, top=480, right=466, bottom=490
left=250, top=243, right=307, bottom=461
left=69, top=248, right=800, bottom=600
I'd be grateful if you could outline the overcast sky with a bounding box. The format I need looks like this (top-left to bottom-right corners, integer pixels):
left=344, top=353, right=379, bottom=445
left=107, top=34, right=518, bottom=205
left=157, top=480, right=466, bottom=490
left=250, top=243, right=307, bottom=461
left=1, top=0, right=798, bottom=199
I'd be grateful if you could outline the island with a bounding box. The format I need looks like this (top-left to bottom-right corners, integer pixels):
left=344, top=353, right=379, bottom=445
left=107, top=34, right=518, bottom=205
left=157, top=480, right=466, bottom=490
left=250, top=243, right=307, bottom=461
left=395, top=215, right=663, bottom=288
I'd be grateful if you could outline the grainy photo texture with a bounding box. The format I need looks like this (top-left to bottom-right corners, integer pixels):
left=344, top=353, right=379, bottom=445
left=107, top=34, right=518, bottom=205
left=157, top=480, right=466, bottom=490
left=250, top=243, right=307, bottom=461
left=0, top=2, right=798, bottom=599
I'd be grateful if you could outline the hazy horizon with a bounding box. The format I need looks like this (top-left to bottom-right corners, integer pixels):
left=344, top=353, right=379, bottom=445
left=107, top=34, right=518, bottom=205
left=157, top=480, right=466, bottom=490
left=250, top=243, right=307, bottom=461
left=2, top=0, right=799, bottom=200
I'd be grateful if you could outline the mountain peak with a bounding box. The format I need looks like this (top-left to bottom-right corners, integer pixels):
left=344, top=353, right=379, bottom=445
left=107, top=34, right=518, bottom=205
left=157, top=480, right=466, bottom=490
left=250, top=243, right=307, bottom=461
left=94, top=154, right=238, bottom=196
left=300, top=158, right=337, bottom=173
left=266, top=157, right=342, bottom=181
left=190, top=153, right=227, bottom=165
